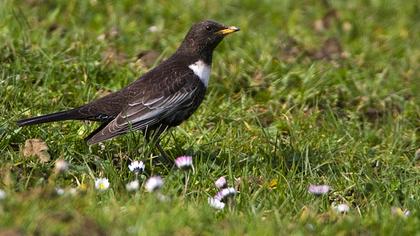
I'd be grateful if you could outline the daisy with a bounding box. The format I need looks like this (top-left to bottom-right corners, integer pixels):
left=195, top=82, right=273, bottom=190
left=175, top=156, right=193, bottom=170
left=95, top=178, right=110, bottom=191
left=126, top=180, right=140, bottom=192
left=148, top=25, right=159, bottom=33
left=215, top=187, right=237, bottom=202
left=145, top=176, right=163, bottom=192
left=128, top=160, right=145, bottom=173
left=0, top=189, right=6, bottom=200
left=332, top=203, right=350, bottom=213
left=208, top=197, right=225, bottom=210
left=54, top=159, right=69, bottom=174
left=215, top=176, right=227, bottom=189
left=55, top=187, right=65, bottom=196
left=308, top=184, right=330, bottom=195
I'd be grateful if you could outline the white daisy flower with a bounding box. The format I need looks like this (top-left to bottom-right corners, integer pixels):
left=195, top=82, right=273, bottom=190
left=332, top=203, right=350, bottom=213
left=215, top=187, right=237, bottom=202
left=0, top=189, right=6, bottom=200
left=54, top=159, right=69, bottom=174
left=308, top=184, right=330, bottom=195
left=215, top=176, right=227, bottom=189
left=175, top=156, right=193, bottom=170
left=148, top=25, right=159, bottom=33
left=128, top=160, right=145, bottom=173
left=145, top=176, right=163, bottom=192
left=55, top=187, right=65, bottom=196
left=126, top=180, right=140, bottom=192
left=95, top=178, right=110, bottom=191
left=208, top=197, right=225, bottom=210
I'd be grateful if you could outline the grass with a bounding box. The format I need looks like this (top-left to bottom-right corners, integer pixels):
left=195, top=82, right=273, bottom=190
left=1, top=0, right=419, bottom=235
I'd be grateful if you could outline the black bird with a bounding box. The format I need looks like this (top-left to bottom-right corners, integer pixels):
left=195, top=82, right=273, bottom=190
left=17, top=20, right=239, bottom=160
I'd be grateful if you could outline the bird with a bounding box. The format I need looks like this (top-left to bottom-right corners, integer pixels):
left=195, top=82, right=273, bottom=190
left=17, top=20, right=240, bottom=162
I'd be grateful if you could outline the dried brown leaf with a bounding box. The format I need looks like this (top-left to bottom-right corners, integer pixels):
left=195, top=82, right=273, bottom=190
left=23, top=139, right=50, bottom=163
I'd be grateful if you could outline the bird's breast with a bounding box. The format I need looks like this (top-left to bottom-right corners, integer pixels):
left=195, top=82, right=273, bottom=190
left=188, top=60, right=211, bottom=87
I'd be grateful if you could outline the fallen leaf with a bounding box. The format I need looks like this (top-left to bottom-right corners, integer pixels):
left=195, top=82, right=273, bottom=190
left=23, top=139, right=50, bottom=163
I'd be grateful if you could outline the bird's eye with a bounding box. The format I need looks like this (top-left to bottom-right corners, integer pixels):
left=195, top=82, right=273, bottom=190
left=205, top=25, right=212, bottom=31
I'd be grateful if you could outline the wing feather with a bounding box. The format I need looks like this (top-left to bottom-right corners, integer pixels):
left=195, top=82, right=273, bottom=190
left=86, top=63, right=203, bottom=145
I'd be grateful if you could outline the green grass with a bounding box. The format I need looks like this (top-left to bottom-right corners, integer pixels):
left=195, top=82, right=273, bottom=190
left=1, top=0, right=419, bottom=235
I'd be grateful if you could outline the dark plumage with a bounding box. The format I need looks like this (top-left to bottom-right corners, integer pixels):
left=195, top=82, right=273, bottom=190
left=17, top=20, right=239, bottom=159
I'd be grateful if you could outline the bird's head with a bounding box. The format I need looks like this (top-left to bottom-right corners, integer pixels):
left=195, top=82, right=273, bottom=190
left=177, top=20, right=240, bottom=59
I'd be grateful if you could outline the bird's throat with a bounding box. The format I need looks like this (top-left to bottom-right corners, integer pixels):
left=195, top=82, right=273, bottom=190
left=188, top=60, right=211, bottom=87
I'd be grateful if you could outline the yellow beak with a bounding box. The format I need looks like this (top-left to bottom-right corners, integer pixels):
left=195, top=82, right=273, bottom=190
left=216, top=26, right=240, bottom=36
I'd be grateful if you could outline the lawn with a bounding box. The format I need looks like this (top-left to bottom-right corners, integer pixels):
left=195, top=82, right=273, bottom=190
left=0, top=0, right=419, bottom=235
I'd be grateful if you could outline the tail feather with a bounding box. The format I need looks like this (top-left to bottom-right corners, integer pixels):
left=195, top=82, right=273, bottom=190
left=17, top=109, right=79, bottom=127
left=84, top=122, right=110, bottom=143
left=86, top=126, right=120, bottom=145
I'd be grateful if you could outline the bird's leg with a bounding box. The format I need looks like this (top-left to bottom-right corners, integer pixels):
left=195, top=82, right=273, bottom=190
left=155, top=140, right=172, bottom=165
left=144, top=126, right=172, bottom=165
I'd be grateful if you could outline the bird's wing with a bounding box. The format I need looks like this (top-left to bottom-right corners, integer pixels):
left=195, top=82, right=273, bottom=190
left=86, top=65, right=201, bottom=144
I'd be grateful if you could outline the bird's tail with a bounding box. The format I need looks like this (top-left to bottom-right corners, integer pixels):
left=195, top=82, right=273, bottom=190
left=17, top=109, right=80, bottom=127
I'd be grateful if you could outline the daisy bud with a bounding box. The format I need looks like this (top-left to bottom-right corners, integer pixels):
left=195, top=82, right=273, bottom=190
left=175, top=156, right=193, bottom=170
left=0, top=189, right=6, bottom=200
left=54, top=159, right=69, bottom=174
left=208, top=197, right=225, bottom=210
left=55, top=187, right=65, bottom=196
left=126, top=180, right=140, bottom=192
left=215, top=187, right=237, bottom=202
left=145, top=176, right=163, bottom=192
left=332, top=203, right=350, bottom=213
left=215, top=176, right=227, bottom=189
left=308, top=184, right=330, bottom=195
left=148, top=25, right=159, bottom=33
